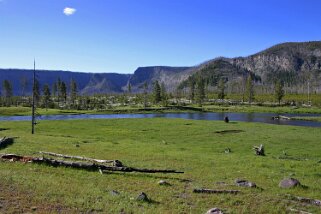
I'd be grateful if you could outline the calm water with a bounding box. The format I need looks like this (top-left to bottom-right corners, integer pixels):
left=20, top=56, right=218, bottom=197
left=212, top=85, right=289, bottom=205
left=0, top=112, right=321, bottom=127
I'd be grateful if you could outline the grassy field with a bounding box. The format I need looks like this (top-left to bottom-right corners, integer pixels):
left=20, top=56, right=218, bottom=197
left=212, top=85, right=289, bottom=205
left=0, top=118, right=320, bottom=213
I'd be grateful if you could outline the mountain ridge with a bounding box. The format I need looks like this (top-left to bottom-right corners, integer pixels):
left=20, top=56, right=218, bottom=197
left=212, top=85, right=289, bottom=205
left=1, top=41, right=321, bottom=95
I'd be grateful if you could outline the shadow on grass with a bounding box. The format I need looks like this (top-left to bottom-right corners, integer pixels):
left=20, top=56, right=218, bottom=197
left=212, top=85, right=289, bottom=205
left=104, top=171, right=190, bottom=182
left=215, top=130, right=245, bottom=134
left=0, top=137, right=15, bottom=150
left=0, top=128, right=9, bottom=132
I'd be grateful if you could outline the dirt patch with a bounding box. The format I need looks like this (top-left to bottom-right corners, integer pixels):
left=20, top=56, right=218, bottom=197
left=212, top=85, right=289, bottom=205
left=0, top=182, right=72, bottom=214
left=215, top=130, right=245, bottom=134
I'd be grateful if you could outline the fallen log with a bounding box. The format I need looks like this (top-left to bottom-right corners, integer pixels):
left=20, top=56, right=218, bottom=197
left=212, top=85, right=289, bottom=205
left=0, top=153, right=33, bottom=162
left=0, top=136, right=6, bottom=142
left=286, top=194, right=321, bottom=207
left=39, top=151, right=123, bottom=166
left=193, top=189, right=240, bottom=194
left=33, top=157, right=184, bottom=174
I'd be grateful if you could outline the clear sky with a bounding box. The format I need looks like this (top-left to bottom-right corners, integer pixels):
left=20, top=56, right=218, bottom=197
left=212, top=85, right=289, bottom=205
left=0, top=0, right=320, bottom=73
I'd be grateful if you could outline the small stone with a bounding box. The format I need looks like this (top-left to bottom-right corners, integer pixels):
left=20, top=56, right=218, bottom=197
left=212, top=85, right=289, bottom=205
left=109, top=190, right=120, bottom=196
left=158, top=180, right=171, bottom=186
left=279, top=178, right=301, bottom=188
left=206, top=207, right=224, bottom=214
left=136, top=192, right=149, bottom=202
left=224, top=148, right=231, bottom=153
left=0, top=203, right=3, bottom=209
left=31, top=206, right=37, bottom=211
left=235, top=179, right=257, bottom=188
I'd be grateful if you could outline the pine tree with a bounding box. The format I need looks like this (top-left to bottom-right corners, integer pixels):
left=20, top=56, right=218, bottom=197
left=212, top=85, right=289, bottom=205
left=43, top=84, right=51, bottom=110
left=160, top=82, right=168, bottom=106
left=52, top=82, right=57, bottom=97
left=60, top=81, right=67, bottom=103
left=217, top=78, right=225, bottom=99
left=196, top=77, right=205, bottom=106
left=70, top=79, right=77, bottom=105
left=274, top=80, right=284, bottom=105
left=128, top=83, right=132, bottom=94
left=153, top=80, right=161, bottom=104
left=245, top=75, right=254, bottom=103
left=189, top=78, right=195, bottom=103
left=143, top=82, right=148, bottom=108
left=2, top=80, right=13, bottom=106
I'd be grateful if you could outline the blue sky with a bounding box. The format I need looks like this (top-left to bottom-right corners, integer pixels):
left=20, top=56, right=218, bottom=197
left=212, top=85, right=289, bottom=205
left=0, top=0, right=320, bottom=73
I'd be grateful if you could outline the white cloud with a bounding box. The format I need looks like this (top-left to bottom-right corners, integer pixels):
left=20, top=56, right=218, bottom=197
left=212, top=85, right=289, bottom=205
left=63, top=7, right=76, bottom=16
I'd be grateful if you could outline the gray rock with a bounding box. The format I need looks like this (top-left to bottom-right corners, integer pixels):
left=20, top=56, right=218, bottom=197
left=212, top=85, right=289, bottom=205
left=279, top=178, right=301, bottom=188
left=158, top=180, right=171, bottom=186
left=136, top=192, right=149, bottom=202
left=235, top=179, right=257, bottom=188
left=206, top=208, right=224, bottom=214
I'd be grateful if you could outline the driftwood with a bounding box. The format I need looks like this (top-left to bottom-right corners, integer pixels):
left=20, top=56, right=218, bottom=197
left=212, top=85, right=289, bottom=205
left=39, top=151, right=123, bottom=166
left=0, top=153, right=33, bottom=162
left=193, top=189, right=240, bottom=194
left=287, top=208, right=312, bottom=214
left=0, top=136, right=6, bottom=143
left=286, top=194, right=321, bottom=207
left=253, top=144, right=265, bottom=156
left=1, top=153, right=184, bottom=174
left=33, top=157, right=183, bottom=174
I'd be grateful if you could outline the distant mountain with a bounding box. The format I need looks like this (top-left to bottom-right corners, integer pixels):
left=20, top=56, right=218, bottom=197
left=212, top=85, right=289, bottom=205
left=180, top=41, right=321, bottom=92
left=0, top=69, right=130, bottom=96
left=128, top=66, right=191, bottom=92
left=1, top=41, right=321, bottom=96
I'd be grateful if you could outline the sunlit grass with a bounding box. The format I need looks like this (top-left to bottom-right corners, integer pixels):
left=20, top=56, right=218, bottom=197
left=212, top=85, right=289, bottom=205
left=0, top=118, right=320, bottom=213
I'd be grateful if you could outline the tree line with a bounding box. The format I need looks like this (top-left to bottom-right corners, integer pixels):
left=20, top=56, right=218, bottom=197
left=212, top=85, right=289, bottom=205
left=0, top=75, right=303, bottom=109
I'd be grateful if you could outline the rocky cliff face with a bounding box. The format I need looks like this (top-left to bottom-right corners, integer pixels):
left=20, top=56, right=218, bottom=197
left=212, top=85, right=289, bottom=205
left=128, top=66, right=192, bottom=92
left=227, top=41, right=321, bottom=83
left=181, top=41, right=321, bottom=91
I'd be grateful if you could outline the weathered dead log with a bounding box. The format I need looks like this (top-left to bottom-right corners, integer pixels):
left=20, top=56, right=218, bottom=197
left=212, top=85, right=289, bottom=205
left=287, top=208, right=312, bottom=214
left=0, top=153, right=33, bottom=162
left=253, top=144, right=265, bottom=156
left=33, top=157, right=184, bottom=174
left=193, top=189, right=240, bottom=194
left=286, top=194, right=321, bottom=207
left=39, top=151, right=123, bottom=166
left=0, top=136, right=6, bottom=142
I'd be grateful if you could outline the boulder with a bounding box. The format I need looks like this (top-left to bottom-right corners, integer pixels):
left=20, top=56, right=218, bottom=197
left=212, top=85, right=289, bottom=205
left=235, top=179, right=257, bottom=188
left=136, top=192, right=149, bottom=202
left=279, top=178, right=301, bottom=188
left=206, top=208, right=224, bottom=214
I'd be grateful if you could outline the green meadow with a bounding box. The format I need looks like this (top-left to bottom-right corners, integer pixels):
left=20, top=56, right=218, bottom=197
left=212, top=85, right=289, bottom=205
left=0, top=118, right=320, bottom=213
